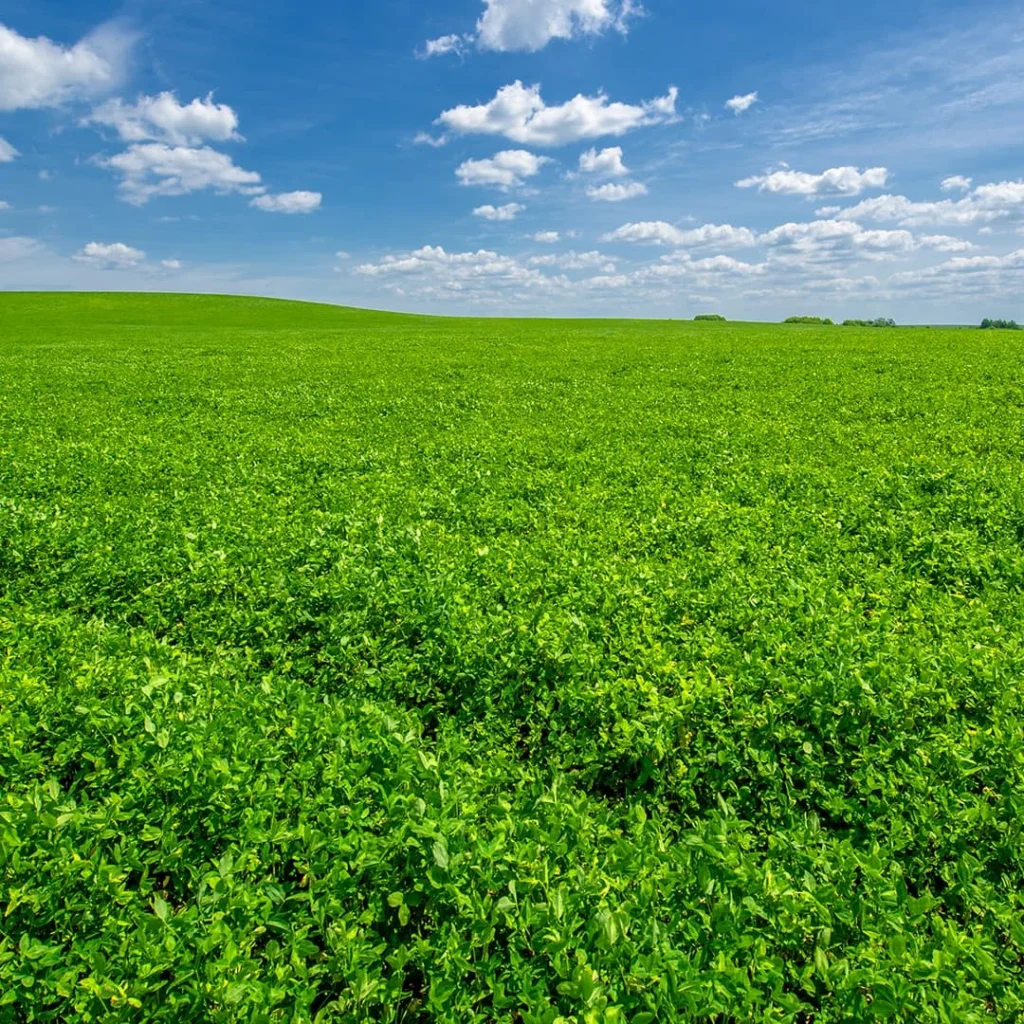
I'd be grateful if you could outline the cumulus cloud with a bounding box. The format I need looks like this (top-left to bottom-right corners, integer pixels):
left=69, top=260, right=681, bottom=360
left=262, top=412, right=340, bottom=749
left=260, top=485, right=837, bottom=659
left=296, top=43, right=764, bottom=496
left=839, top=180, right=1024, bottom=227
left=917, top=234, right=976, bottom=252
left=420, top=34, right=468, bottom=58
left=474, top=202, right=526, bottom=220
left=889, top=249, right=1024, bottom=292
left=0, top=20, right=133, bottom=111
left=0, top=136, right=17, bottom=162
left=456, top=149, right=550, bottom=188
left=250, top=190, right=322, bottom=213
left=921, top=249, right=1024, bottom=273
left=941, top=175, right=973, bottom=193
left=422, top=0, right=641, bottom=56
left=356, top=245, right=511, bottom=276
left=161, top=258, right=183, bottom=270
left=759, top=219, right=973, bottom=262
left=759, top=220, right=918, bottom=262
left=601, top=220, right=686, bottom=245
left=642, top=224, right=760, bottom=250
left=435, top=80, right=677, bottom=146
left=413, top=131, right=449, bottom=148
left=686, top=254, right=765, bottom=274
left=73, top=241, right=145, bottom=268
left=0, top=236, right=42, bottom=260
left=528, top=249, right=615, bottom=270
left=88, top=92, right=242, bottom=145
left=98, top=143, right=264, bottom=205
left=578, top=145, right=629, bottom=176
left=0, top=201, right=8, bottom=210
left=725, top=91, right=758, bottom=114
left=603, top=216, right=973, bottom=265
left=529, top=231, right=561, bottom=242
left=677, top=223, right=759, bottom=248
left=737, top=166, right=889, bottom=196
left=578, top=252, right=769, bottom=293
left=354, top=245, right=565, bottom=299
left=586, top=180, right=647, bottom=201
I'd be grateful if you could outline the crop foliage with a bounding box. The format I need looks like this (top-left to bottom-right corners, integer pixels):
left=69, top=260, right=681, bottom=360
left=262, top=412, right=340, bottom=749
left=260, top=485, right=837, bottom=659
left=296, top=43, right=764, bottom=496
left=2, top=293, right=1024, bottom=1022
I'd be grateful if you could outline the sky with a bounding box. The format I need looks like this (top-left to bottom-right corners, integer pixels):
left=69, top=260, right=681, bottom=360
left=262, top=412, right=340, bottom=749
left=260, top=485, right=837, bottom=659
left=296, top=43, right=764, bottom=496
left=0, top=0, right=1022, bottom=321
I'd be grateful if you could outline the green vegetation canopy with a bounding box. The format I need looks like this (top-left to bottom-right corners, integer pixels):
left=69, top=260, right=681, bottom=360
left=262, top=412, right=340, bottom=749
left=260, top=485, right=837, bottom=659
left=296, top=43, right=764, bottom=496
left=3, top=293, right=1024, bottom=1021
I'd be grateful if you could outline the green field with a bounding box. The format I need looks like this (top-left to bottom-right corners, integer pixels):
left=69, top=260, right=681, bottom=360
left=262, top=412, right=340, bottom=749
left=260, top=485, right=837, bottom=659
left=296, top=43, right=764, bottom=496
left=3, top=292, right=1024, bottom=1022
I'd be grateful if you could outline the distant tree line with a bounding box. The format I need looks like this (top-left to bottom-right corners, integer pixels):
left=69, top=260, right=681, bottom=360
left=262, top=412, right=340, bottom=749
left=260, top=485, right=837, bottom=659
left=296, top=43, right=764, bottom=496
left=694, top=314, right=726, bottom=322
left=980, top=319, right=1021, bottom=330
left=780, top=316, right=900, bottom=327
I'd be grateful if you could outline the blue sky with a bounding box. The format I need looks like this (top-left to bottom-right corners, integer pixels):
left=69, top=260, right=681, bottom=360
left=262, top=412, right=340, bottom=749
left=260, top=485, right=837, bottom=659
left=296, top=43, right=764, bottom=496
left=1, top=0, right=1022, bottom=321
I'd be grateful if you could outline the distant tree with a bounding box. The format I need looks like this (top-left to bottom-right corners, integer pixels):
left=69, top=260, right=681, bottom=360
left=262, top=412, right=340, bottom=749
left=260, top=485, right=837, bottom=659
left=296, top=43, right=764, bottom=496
left=694, top=314, right=726, bottom=322
left=980, top=318, right=1021, bottom=330
left=842, top=318, right=897, bottom=327
left=784, top=316, right=834, bottom=325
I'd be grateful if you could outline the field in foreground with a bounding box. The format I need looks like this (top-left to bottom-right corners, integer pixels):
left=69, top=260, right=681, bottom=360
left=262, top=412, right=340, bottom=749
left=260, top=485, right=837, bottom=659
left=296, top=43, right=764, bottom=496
left=2, top=293, right=1024, bottom=1022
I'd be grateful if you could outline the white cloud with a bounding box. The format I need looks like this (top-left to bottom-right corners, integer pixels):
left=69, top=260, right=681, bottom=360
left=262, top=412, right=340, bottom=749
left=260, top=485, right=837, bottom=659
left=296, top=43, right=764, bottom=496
left=39, top=169, right=54, bottom=180
left=353, top=245, right=567, bottom=299
left=413, top=131, right=449, bottom=148
left=758, top=218, right=972, bottom=262
left=423, top=0, right=641, bottom=56
left=0, top=236, right=43, bottom=260
left=456, top=149, right=550, bottom=188
left=839, top=194, right=959, bottom=225
left=161, top=258, right=183, bottom=270
left=601, top=220, right=685, bottom=245
left=98, top=143, right=264, bottom=205
left=929, top=249, right=1024, bottom=272
left=941, top=175, right=972, bottom=193
left=587, top=180, right=647, bottom=202
left=0, top=20, right=133, bottom=111
left=73, top=241, right=145, bottom=268
left=737, top=166, right=889, bottom=196
left=889, top=249, right=1024, bottom=290
left=688, top=254, right=765, bottom=274
left=814, top=205, right=842, bottom=217
left=578, top=145, right=629, bottom=176
left=725, top=91, right=758, bottom=115
left=0, top=201, right=8, bottom=210
left=473, top=202, right=526, bottom=220
left=356, top=245, right=512, bottom=276
left=420, top=34, right=469, bottom=58
left=840, top=181, right=1024, bottom=227
left=604, top=216, right=973, bottom=267
left=88, top=92, right=242, bottom=146
left=665, top=224, right=759, bottom=248
left=250, top=190, right=322, bottom=214
left=0, top=136, right=17, bottom=161
left=529, top=231, right=561, bottom=243
left=436, top=80, right=677, bottom=146
left=528, top=249, right=614, bottom=270
left=918, top=234, right=976, bottom=252
left=578, top=251, right=769, bottom=293
left=761, top=219, right=895, bottom=258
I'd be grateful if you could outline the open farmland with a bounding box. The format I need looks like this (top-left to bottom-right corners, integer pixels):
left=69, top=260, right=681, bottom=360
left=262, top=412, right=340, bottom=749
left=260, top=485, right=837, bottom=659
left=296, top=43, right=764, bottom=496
left=3, top=292, right=1024, bottom=1021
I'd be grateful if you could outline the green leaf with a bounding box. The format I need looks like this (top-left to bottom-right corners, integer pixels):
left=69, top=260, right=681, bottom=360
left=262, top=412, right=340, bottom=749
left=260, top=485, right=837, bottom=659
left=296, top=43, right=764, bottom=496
left=432, top=839, right=449, bottom=870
